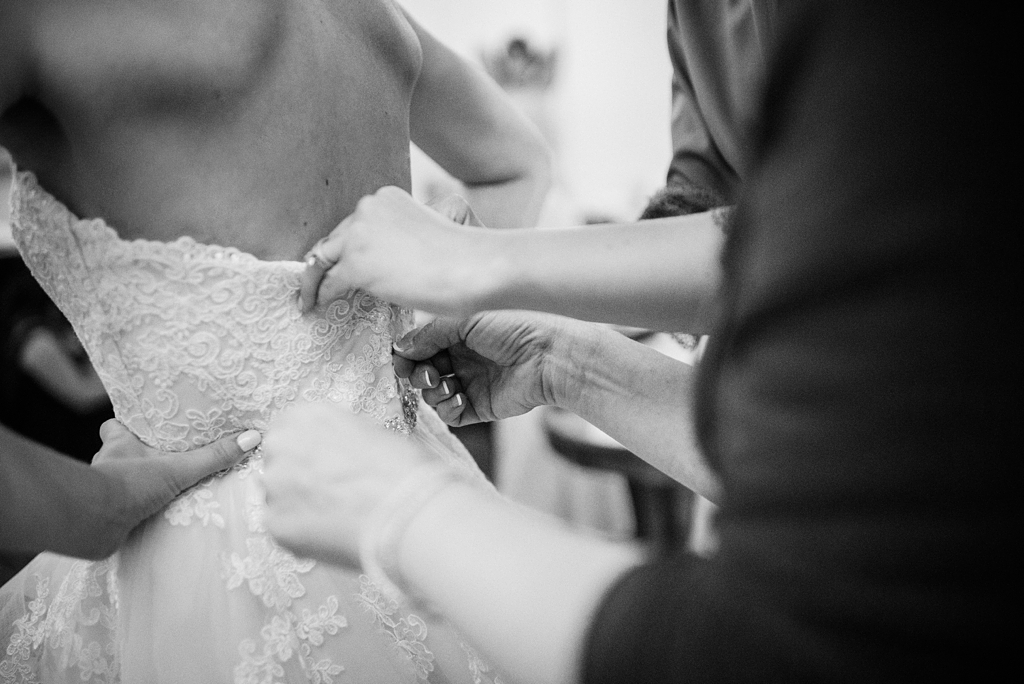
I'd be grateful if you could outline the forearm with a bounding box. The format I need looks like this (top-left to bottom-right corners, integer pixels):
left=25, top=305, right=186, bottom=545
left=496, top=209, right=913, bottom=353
left=470, top=213, right=724, bottom=332
left=0, top=425, right=129, bottom=559
left=406, top=9, right=552, bottom=231
left=549, top=323, right=721, bottom=502
left=399, top=482, right=642, bottom=684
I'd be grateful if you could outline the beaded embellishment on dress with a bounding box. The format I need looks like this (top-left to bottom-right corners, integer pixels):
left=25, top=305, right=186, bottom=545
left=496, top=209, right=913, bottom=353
left=0, top=155, right=495, bottom=684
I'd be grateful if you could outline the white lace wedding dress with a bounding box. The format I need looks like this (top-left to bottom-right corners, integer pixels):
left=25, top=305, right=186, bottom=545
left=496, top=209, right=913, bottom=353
left=0, top=154, right=502, bottom=684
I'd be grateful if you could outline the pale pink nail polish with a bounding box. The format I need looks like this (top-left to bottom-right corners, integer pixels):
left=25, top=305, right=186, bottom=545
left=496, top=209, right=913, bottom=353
left=236, top=430, right=262, bottom=452
left=393, top=332, right=416, bottom=352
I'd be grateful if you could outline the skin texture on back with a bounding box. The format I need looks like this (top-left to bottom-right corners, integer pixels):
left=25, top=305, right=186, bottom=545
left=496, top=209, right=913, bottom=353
left=0, top=0, right=423, bottom=260
left=0, top=0, right=550, bottom=575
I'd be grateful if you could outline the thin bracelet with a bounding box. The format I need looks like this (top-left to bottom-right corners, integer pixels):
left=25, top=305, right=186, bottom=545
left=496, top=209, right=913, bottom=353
left=359, top=464, right=470, bottom=612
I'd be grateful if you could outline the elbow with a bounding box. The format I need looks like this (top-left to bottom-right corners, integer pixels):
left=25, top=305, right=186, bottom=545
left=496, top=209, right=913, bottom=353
left=500, top=117, right=553, bottom=198
left=525, top=136, right=554, bottom=195
left=512, top=137, right=554, bottom=225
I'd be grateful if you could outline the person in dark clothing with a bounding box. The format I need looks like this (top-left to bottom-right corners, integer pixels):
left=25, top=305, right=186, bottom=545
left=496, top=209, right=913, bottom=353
left=1, top=254, right=112, bottom=461
left=663, top=0, right=773, bottom=204
left=294, top=3, right=775, bottom=362
left=262, top=2, right=1012, bottom=682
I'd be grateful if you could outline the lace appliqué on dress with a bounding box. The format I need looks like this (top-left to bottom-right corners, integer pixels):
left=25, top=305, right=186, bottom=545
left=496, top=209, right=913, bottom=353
left=165, top=487, right=227, bottom=528
left=0, top=560, right=119, bottom=684
left=2, top=162, right=494, bottom=684
left=357, top=576, right=434, bottom=681
left=233, top=596, right=348, bottom=684
left=9, top=170, right=414, bottom=457
left=459, top=640, right=506, bottom=684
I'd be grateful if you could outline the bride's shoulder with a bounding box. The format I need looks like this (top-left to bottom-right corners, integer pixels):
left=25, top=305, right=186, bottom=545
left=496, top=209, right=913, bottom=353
left=326, top=0, right=423, bottom=87
left=18, top=0, right=286, bottom=109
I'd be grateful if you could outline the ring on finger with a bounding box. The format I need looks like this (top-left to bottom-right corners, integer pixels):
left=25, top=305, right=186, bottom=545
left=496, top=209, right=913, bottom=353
left=304, top=239, right=337, bottom=271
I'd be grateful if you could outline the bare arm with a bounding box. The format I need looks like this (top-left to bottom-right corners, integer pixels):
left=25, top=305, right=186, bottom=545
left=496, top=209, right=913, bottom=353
left=551, top=321, right=721, bottom=501
left=0, top=422, right=259, bottom=559
left=403, top=9, right=551, bottom=229
left=396, top=312, right=721, bottom=502
left=0, top=424, right=124, bottom=559
left=475, top=212, right=725, bottom=332
left=399, top=481, right=640, bottom=684
left=263, top=404, right=642, bottom=684
left=301, top=187, right=725, bottom=332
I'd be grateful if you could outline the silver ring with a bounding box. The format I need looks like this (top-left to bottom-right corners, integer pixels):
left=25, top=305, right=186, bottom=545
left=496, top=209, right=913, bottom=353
left=304, top=241, right=336, bottom=271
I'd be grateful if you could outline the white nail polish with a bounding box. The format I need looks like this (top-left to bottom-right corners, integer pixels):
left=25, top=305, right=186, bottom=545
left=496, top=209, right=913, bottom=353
left=453, top=394, right=463, bottom=407
left=236, top=430, right=262, bottom=452
left=422, top=369, right=432, bottom=387
left=393, top=332, right=416, bottom=352
left=441, top=380, right=450, bottom=395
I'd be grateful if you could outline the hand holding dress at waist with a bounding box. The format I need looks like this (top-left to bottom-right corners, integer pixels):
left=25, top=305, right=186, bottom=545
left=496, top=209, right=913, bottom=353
left=298, top=187, right=491, bottom=316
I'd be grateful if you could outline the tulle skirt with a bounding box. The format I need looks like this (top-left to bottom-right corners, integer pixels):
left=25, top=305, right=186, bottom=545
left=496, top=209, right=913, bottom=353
left=0, top=410, right=501, bottom=684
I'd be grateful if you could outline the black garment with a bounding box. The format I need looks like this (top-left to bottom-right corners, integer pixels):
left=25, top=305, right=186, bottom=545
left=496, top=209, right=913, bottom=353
left=665, top=0, right=776, bottom=202
left=0, top=256, right=111, bottom=462
left=585, top=3, right=1014, bottom=682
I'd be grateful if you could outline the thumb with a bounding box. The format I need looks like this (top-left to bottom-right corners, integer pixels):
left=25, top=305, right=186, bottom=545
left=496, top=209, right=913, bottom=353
left=154, top=430, right=261, bottom=495
left=92, top=419, right=141, bottom=465
left=98, top=418, right=130, bottom=444
left=393, top=317, right=467, bottom=363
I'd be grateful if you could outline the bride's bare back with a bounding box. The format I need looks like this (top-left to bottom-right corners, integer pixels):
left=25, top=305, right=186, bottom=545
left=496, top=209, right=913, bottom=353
left=0, top=0, right=549, bottom=260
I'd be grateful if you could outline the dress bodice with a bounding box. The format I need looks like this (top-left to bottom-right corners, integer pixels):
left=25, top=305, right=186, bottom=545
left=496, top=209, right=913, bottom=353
left=0, top=152, right=500, bottom=684
left=4, top=163, right=415, bottom=451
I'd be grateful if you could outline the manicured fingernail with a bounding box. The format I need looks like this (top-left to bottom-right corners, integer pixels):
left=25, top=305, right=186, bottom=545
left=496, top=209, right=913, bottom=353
left=441, top=380, right=450, bottom=395
left=236, top=430, right=262, bottom=452
left=393, top=332, right=416, bottom=352
left=453, top=394, right=463, bottom=407
left=422, top=368, right=434, bottom=387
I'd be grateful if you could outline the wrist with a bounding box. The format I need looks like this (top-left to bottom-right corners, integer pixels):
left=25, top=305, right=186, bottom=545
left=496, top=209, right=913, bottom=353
left=460, top=229, right=516, bottom=314
left=542, top=317, right=605, bottom=413
left=359, top=464, right=474, bottom=611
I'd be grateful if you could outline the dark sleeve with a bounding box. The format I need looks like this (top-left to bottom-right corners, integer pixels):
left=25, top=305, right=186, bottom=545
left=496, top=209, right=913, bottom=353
left=584, top=3, right=1014, bottom=682
left=664, top=1, right=737, bottom=201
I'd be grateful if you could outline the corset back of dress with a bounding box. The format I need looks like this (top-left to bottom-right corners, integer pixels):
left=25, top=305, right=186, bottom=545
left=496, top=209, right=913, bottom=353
left=0, top=151, right=504, bottom=684
left=6, top=168, right=414, bottom=450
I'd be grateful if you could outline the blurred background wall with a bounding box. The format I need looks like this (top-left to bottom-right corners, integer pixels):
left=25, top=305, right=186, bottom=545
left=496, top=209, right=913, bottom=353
left=403, top=0, right=683, bottom=542
left=402, top=0, right=673, bottom=224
